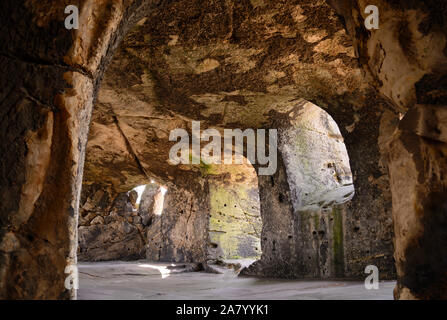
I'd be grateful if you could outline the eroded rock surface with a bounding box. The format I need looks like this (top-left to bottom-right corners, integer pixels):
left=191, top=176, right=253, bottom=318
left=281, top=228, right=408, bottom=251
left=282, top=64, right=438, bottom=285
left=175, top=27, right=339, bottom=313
left=1, top=0, right=446, bottom=300
left=331, top=0, right=447, bottom=299
left=146, top=184, right=210, bottom=263
left=387, top=104, right=447, bottom=299
left=81, top=0, right=396, bottom=281
left=207, top=163, right=262, bottom=261
left=78, top=184, right=147, bottom=261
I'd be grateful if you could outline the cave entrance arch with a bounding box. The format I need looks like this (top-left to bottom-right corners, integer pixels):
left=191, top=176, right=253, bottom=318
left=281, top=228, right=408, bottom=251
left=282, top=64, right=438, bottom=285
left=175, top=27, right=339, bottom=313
left=244, top=101, right=356, bottom=279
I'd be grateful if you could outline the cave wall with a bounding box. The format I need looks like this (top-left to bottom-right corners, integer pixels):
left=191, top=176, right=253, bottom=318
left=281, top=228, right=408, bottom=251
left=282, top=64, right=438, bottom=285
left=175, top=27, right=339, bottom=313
left=387, top=105, right=447, bottom=299
left=77, top=184, right=148, bottom=261
left=241, top=153, right=297, bottom=277
left=242, top=101, right=395, bottom=279
left=146, top=184, right=210, bottom=263
left=0, top=0, right=445, bottom=300
left=329, top=0, right=447, bottom=111
left=78, top=162, right=262, bottom=264
left=0, top=0, right=116, bottom=300
left=332, top=105, right=396, bottom=280
left=78, top=181, right=212, bottom=265
left=207, top=163, right=262, bottom=261
left=329, top=0, right=447, bottom=298
left=0, top=0, right=152, bottom=299
left=87, top=0, right=397, bottom=282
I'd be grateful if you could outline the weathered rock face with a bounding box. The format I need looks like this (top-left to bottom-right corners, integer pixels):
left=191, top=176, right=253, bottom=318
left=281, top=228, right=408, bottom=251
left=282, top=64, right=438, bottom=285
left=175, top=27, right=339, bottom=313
left=386, top=104, right=447, bottom=299
left=146, top=184, right=210, bottom=263
left=0, top=0, right=147, bottom=299
left=77, top=184, right=147, bottom=261
left=278, top=101, right=354, bottom=211
left=330, top=0, right=447, bottom=298
left=330, top=0, right=447, bottom=111
left=78, top=181, right=209, bottom=264
left=1, top=0, right=446, bottom=300
left=82, top=0, right=396, bottom=281
left=277, top=103, right=354, bottom=278
left=78, top=169, right=261, bottom=265
left=83, top=0, right=389, bottom=193
left=241, top=103, right=394, bottom=279
left=207, top=163, right=262, bottom=261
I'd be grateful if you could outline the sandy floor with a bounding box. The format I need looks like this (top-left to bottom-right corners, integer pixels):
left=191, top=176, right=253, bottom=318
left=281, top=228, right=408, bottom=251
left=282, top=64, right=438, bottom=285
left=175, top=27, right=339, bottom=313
left=77, top=261, right=395, bottom=300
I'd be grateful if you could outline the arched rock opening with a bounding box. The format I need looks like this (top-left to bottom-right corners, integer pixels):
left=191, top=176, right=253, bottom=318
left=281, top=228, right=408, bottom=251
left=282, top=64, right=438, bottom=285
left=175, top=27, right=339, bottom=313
left=241, top=101, right=393, bottom=279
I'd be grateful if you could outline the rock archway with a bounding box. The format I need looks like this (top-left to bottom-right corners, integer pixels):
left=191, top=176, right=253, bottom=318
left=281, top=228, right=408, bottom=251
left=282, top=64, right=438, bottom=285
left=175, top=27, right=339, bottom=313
left=241, top=100, right=394, bottom=279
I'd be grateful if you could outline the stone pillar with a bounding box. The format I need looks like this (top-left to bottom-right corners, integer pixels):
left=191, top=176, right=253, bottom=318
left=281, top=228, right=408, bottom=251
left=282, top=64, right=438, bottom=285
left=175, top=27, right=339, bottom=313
left=329, top=0, right=447, bottom=292
left=241, top=153, right=299, bottom=277
left=242, top=102, right=395, bottom=279
left=332, top=106, right=396, bottom=279
left=388, top=105, right=447, bottom=299
left=0, top=60, right=95, bottom=300
left=243, top=102, right=358, bottom=278
left=0, top=0, right=136, bottom=299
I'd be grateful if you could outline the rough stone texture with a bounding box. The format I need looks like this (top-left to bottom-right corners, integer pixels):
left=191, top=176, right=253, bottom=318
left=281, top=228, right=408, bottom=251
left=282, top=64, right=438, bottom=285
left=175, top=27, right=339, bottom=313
left=0, top=4, right=95, bottom=297
left=278, top=101, right=354, bottom=211
left=242, top=102, right=394, bottom=279
left=387, top=104, right=447, bottom=299
left=277, top=103, right=353, bottom=278
left=241, top=154, right=299, bottom=278
left=1, top=0, right=446, bottom=300
left=330, top=0, right=447, bottom=298
left=146, top=184, right=210, bottom=263
left=329, top=0, right=447, bottom=111
left=79, top=163, right=262, bottom=264
left=207, top=163, right=262, bottom=261
left=83, top=0, right=393, bottom=193
left=339, top=106, right=396, bottom=280
left=82, top=0, right=395, bottom=281
left=75, top=182, right=209, bottom=263
left=77, top=184, right=147, bottom=261
left=0, top=0, right=157, bottom=299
